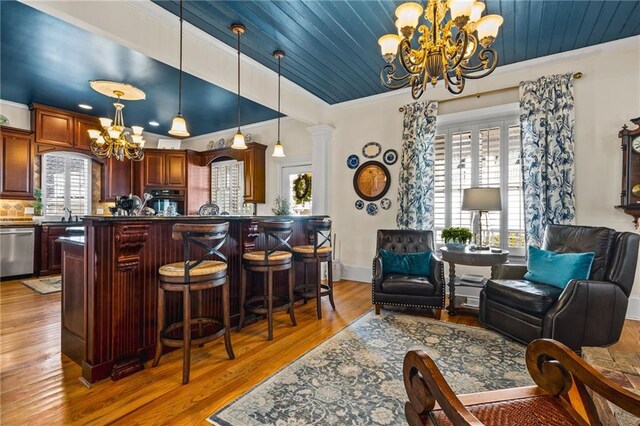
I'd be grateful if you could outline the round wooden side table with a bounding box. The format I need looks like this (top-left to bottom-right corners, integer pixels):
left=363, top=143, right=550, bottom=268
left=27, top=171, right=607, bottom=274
left=440, top=247, right=510, bottom=316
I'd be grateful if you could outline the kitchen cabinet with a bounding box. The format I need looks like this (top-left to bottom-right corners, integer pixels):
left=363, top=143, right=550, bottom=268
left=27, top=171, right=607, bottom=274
left=101, top=156, right=133, bottom=202
left=32, top=104, right=101, bottom=153
left=139, top=149, right=186, bottom=189
left=36, top=224, right=67, bottom=276
left=0, top=127, right=34, bottom=199
left=73, top=116, right=101, bottom=152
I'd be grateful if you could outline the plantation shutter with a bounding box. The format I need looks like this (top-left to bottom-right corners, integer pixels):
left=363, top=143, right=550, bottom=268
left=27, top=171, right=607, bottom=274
left=433, top=134, right=446, bottom=242
left=42, top=153, right=91, bottom=217
left=450, top=131, right=473, bottom=230
left=211, top=160, right=244, bottom=214
left=507, top=124, right=525, bottom=249
left=479, top=127, right=501, bottom=245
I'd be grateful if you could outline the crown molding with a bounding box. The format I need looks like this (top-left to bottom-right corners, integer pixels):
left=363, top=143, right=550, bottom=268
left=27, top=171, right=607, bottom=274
left=0, top=99, right=30, bottom=110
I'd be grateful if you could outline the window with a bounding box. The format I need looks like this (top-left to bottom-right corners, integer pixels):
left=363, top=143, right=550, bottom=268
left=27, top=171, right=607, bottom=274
left=434, top=109, right=525, bottom=255
left=42, top=152, right=92, bottom=217
left=282, top=165, right=312, bottom=215
left=211, top=159, right=245, bottom=214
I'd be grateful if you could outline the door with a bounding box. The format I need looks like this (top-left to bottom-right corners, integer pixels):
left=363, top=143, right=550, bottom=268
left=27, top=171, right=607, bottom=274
left=0, top=129, right=34, bottom=199
left=144, top=152, right=166, bottom=187
left=281, top=165, right=312, bottom=215
left=165, top=152, right=186, bottom=187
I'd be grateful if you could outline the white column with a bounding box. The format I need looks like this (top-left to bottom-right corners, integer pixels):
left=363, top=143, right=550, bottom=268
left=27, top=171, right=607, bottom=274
left=307, top=124, right=334, bottom=216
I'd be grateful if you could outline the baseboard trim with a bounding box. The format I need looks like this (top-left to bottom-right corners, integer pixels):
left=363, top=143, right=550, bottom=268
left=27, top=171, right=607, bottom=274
left=342, top=265, right=640, bottom=320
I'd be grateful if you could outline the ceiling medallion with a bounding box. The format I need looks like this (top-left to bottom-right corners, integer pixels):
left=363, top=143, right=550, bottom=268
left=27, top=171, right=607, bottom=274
left=87, top=81, right=146, bottom=161
left=378, top=0, right=503, bottom=99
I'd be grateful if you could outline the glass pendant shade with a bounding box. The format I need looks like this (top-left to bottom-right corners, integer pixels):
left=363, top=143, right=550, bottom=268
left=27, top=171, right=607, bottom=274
left=378, top=34, right=401, bottom=63
left=87, top=129, right=101, bottom=139
left=168, top=114, right=190, bottom=138
left=232, top=130, right=247, bottom=150
left=99, top=117, right=113, bottom=128
left=395, top=3, right=423, bottom=30
left=96, top=136, right=106, bottom=145
left=131, top=134, right=144, bottom=144
left=476, top=15, right=504, bottom=46
left=449, top=0, right=475, bottom=24
left=108, top=128, right=121, bottom=139
left=272, top=141, right=285, bottom=158
left=469, top=2, right=486, bottom=24
left=463, top=37, right=477, bottom=59
left=131, top=125, right=144, bottom=136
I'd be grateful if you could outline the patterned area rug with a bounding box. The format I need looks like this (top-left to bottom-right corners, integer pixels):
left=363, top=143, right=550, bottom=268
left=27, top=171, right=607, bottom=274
left=20, top=276, right=61, bottom=294
left=208, top=311, right=533, bottom=426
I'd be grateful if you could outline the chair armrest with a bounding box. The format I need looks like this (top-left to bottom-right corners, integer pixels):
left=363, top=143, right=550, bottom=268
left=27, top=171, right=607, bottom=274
left=430, top=254, right=445, bottom=295
left=373, top=255, right=383, bottom=293
left=543, top=280, right=629, bottom=350
left=404, top=350, right=483, bottom=426
left=493, top=263, right=527, bottom=280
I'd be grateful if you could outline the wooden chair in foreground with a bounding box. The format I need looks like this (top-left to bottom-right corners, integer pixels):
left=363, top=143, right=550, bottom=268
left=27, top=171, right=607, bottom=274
left=403, top=339, right=640, bottom=426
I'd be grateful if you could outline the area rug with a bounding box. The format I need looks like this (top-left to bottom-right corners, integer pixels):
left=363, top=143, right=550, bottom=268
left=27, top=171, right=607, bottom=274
left=20, top=276, right=61, bottom=294
left=208, top=311, right=533, bottom=426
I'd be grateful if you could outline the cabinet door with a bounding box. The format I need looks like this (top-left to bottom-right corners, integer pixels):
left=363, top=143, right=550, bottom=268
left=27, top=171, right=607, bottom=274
left=101, top=156, right=133, bottom=201
left=74, top=117, right=100, bottom=152
left=35, top=109, right=74, bottom=147
left=41, top=225, right=66, bottom=275
left=143, top=152, right=166, bottom=187
left=243, top=148, right=255, bottom=200
left=165, top=152, right=186, bottom=187
left=0, top=129, right=34, bottom=199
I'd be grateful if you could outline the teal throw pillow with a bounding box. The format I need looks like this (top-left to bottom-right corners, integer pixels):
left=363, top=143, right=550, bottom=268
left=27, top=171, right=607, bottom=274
left=379, top=249, right=432, bottom=277
left=524, top=246, right=595, bottom=289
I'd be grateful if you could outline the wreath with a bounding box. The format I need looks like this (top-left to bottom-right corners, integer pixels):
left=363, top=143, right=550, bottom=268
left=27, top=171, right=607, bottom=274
left=292, top=173, right=312, bottom=204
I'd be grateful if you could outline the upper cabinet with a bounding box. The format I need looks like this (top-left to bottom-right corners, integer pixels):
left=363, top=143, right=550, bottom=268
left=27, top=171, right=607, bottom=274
left=101, top=156, right=133, bottom=202
left=0, top=127, right=34, bottom=199
left=32, top=104, right=100, bottom=153
left=139, top=149, right=186, bottom=189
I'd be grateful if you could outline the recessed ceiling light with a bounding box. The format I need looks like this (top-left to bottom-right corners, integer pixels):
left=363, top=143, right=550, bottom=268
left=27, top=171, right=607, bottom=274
left=148, top=121, right=160, bottom=127
left=78, top=104, right=93, bottom=110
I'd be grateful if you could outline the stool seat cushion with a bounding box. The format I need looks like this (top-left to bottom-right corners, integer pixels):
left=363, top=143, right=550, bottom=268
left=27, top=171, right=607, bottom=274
left=159, top=260, right=227, bottom=277
left=292, top=245, right=332, bottom=254
left=243, top=250, right=292, bottom=261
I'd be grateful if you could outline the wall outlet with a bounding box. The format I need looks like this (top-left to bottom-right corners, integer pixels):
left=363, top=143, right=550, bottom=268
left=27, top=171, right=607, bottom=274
left=96, top=208, right=104, bottom=215
left=25, top=207, right=34, bottom=215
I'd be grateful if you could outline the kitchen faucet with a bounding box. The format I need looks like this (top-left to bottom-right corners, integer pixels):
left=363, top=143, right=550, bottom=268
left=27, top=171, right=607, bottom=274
left=62, top=207, right=72, bottom=222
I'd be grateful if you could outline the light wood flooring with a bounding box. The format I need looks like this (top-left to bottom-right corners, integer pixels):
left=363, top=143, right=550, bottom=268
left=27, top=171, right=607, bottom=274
left=1, top=278, right=638, bottom=425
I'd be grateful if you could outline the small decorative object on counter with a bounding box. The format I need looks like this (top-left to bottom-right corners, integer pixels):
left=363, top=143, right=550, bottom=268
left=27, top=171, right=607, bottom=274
left=380, top=198, right=392, bottom=210
left=292, top=173, right=312, bottom=205
left=272, top=195, right=291, bottom=216
left=442, top=227, right=473, bottom=250
left=383, top=149, right=398, bottom=165
left=347, top=154, right=360, bottom=169
left=355, top=200, right=364, bottom=210
left=366, top=203, right=379, bottom=216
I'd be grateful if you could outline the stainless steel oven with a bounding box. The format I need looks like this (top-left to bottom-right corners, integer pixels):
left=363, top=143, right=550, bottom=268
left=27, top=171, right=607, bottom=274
left=148, top=189, right=185, bottom=216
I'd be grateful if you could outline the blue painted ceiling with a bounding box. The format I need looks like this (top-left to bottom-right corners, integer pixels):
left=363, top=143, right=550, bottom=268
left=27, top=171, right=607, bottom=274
left=0, top=1, right=280, bottom=137
left=154, top=0, right=640, bottom=104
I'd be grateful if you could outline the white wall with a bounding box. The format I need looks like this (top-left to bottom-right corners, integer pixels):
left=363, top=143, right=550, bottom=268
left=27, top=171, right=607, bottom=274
left=0, top=100, right=31, bottom=130
left=326, top=38, right=640, bottom=318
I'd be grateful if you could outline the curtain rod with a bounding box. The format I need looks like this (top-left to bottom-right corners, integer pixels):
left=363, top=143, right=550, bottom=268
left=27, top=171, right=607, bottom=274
left=398, top=72, right=583, bottom=112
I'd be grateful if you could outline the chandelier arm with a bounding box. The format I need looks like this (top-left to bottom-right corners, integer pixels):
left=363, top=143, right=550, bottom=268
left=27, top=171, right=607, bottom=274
left=411, top=75, right=425, bottom=100
left=399, top=39, right=423, bottom=72
left=459, top=48, right=499, bottom=79
left=380, top=63, right=413, bottom=90
left=443, top=71, right=465, bottom=95
left=444, top=30, right=468, bottom=71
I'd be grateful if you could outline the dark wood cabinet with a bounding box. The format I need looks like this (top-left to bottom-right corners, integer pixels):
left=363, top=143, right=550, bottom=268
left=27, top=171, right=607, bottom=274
left=618, top=117, right=640, bottom=227
left=139, top=149, right=186, bottom=189
left=101, top=156, right=133, bottom=202
left=60, top=239, right=85, bottom=364
left=33, top=107, right=74, bottom=147
left=73, top=116, right=100, bottom=152
left=166, top=153, right=186, bottom=186
left=37, top=224, right=67, bottom=276
left=0, top=127, right=34, bottom=199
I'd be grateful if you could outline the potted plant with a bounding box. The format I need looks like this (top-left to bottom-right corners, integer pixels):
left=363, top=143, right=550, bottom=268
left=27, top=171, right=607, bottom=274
left=271, top=195, right=291, bottom=216
left=32, top=188, right=44, bottom=223
left=441, top=227, right=473, bottom=250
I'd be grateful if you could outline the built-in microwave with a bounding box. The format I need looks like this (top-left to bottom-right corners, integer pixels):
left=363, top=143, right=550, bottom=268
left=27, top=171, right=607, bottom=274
left=147, top=188, right=185, bottom=216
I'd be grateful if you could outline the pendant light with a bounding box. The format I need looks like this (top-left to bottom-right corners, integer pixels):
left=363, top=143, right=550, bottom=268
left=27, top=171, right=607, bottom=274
left=272, top=50, right=286, bottom=158
left=231, top=23, right=247, bottom=150
left=168, top=0, right=190, bottom=138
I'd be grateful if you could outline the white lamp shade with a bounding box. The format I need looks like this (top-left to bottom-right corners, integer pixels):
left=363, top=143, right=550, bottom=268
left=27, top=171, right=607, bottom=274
left=131, top=125, right=144, bottom=136
left=99, top=117, right=113, bottom=129
left=449, top=0, right=475, bottom=22
left=231, top=130, right=247, bottom=150
left=461, top=187, right=502, bottom=211
left=378, top=34, right=401, bottom=57
left=96, top=135, right=106, bottom=145
left=87, top=129, right=101, bottom=139
left=476, top=14, right=504, bottom=42
left=168, top=115, right=190, bottom=138
left=272, top=141, right=285, bottom=158
left=131, top=134, right=144, bottom=144
left=469, top=2, right=486, bottom=23
left=395, top=2, right=423, bottom=30
left=107, top=128, right=121, bottom=139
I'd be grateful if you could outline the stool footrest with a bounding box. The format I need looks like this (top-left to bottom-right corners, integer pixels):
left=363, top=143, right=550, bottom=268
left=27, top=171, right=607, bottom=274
left=244, top=295, right=292, bottom=315
left=160, top=318, right=227, bottom=347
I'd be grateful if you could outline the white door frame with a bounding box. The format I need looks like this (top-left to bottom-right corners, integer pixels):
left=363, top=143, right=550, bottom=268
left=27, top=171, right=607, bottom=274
left=274, top=155, right=312, bottom=198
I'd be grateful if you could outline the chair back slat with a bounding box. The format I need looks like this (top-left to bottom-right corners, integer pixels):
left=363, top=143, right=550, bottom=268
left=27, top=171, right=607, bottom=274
left=258, top=220, right=294, bottom=261
left=308, top=219, right=332, bottom=256
left=171, top=222, right=229, bottom=282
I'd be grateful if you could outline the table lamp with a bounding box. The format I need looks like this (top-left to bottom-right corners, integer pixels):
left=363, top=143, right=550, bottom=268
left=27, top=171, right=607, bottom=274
left=462, top=187, right=502, bottom=250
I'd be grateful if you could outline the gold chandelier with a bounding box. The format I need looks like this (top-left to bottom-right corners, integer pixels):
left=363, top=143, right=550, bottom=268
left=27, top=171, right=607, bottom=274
left=378, top=0, right=503, bottom=99
left=88, top=81, right=146, bottom=161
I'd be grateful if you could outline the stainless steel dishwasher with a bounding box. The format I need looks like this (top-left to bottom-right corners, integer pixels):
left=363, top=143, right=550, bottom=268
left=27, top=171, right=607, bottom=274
left=1, top=227, right=35, bottom=277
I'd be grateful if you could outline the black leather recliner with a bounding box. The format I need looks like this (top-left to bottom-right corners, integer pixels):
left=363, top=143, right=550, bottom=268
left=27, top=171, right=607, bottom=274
left=479, top=224, right=639, bottom=352
left=373, top=230, right=446, bottom=317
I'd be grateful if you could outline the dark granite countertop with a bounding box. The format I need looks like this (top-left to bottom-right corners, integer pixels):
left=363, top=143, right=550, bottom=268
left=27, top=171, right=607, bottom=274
left=82, top=215, right=328, bottom=222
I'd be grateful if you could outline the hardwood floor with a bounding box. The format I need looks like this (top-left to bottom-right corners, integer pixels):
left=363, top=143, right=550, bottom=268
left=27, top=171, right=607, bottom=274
left=1, top=278, right=638, bottom=425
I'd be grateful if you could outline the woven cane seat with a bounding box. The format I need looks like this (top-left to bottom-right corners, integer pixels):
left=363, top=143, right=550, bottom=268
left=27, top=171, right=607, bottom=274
left=429, top=395, right=580, bottom=426
left=159, top=260, right=227, bottom=277
left=292, top=245, right=332, bottom=255
left=243, top=250, right=292, bottom=261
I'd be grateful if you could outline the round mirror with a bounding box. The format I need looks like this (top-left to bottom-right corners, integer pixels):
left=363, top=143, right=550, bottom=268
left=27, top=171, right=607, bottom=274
left=353, top=161, right=391, bottom=201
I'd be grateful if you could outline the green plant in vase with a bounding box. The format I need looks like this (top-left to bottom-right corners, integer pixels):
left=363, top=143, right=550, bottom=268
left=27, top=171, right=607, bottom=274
left=271, top=195, right=291, bottom=216
left=441, top=227, right=473, bottom=250
left=33, top=188, right=43, bottom=216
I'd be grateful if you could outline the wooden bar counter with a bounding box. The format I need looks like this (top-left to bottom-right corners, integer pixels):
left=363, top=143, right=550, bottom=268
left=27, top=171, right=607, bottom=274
left=76, top=215, right=326, bottom=385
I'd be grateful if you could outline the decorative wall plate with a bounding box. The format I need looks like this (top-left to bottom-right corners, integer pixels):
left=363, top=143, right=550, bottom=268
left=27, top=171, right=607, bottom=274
left=366, top=203, right=379, bottom=216
left=383, top=149, right=398, bottom=165
left=380, top=198, right=392, bottom=210
left=355, top=200, right=364, bottom=210
left=362, top=142, right=382, bottom=159
left=347, top=154, right=360, bottom=169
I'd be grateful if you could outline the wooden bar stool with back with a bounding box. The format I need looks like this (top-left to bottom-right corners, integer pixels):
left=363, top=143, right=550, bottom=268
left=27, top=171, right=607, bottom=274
left=238, top=220, right=297, bottom=340
left=152, top=222, right=235, bottom=385
left=293, top=219, right=335, bottom=319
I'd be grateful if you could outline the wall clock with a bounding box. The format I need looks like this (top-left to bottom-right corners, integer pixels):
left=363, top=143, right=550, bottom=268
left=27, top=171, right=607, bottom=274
left=618, top=117, right=640, bottom=228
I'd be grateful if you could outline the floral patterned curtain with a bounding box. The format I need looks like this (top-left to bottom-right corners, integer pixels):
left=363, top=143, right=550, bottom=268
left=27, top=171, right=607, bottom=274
left=396, top=101, right=438, bottom=230
left=520, top=73, right=575, bottom=247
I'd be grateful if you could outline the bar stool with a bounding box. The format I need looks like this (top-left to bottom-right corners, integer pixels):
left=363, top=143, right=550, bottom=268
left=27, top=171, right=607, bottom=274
left=152, top=222, right=234, bottom=385
left=293, top=219, right=335, bottom=319
left=238, top=220, right=296, bottom=341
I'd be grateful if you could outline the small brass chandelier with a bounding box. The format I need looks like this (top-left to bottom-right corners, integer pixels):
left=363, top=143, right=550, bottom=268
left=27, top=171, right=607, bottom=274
left=88, top=81, right=146, bottom=161
left=378, top=0, right=503, bottom=99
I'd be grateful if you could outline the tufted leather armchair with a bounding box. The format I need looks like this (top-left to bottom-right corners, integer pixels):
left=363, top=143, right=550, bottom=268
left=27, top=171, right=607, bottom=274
left=480, top=224, right=639, bottom=352
left=373, top=230, right=446, bottom=317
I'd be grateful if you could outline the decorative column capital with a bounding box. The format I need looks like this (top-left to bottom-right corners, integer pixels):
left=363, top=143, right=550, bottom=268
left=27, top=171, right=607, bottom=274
left=307, top=124, right=335, bottom=141
left=114, top=223, right=149, bottom=271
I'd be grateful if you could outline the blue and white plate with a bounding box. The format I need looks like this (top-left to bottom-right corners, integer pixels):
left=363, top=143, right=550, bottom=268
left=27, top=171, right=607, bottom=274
left=366, top=203, right=378, bottom=216
left=383, top=149, right=398, bottom=165
left=355, top=200, right=364, bottom=210
left=347, top=154, right=360, bottom=169
left=362, top=142, right=382, bottom=159
left=380, top=198, right=392, bottom=210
